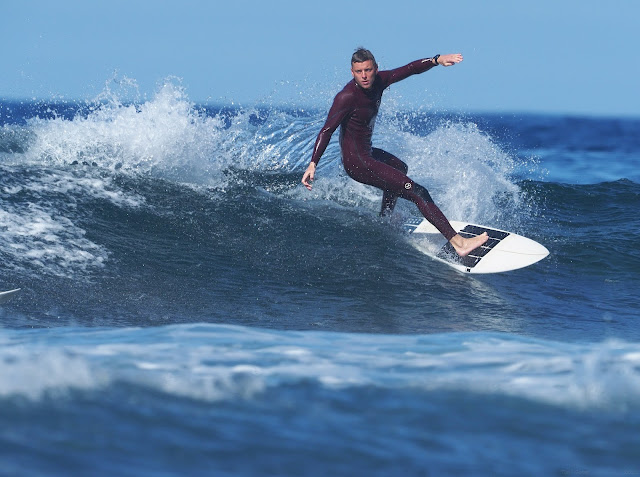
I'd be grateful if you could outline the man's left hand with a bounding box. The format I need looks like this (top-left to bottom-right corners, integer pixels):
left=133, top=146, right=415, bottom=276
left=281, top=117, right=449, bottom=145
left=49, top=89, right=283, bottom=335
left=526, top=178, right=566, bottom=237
left=438, top=53, right=463, bottom=67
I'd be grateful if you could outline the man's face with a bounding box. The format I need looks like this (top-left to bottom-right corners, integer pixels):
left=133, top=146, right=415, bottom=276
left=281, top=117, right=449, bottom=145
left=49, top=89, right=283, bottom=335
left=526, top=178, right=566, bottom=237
left=351, top=60, right=377, bottom=90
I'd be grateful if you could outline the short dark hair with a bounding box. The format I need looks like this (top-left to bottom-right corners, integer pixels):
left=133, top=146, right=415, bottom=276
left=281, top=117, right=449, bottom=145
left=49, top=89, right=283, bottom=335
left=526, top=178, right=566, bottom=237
left=351, top=47, right=377, bottom=67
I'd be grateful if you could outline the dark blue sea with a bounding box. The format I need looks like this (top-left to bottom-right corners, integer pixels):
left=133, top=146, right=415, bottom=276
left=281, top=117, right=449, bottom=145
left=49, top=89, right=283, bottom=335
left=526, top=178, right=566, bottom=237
left=1, top=81, right=639, bottom=476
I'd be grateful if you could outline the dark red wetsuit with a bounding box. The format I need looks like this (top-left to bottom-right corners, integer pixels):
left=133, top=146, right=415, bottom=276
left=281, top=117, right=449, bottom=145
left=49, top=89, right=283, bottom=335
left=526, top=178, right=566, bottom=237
left=311, top=59, right=457, bottom=240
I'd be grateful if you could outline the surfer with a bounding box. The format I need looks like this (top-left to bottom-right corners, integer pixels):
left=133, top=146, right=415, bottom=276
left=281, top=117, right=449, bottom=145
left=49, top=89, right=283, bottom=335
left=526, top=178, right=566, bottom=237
left=301, top=48, right=488, bottom=257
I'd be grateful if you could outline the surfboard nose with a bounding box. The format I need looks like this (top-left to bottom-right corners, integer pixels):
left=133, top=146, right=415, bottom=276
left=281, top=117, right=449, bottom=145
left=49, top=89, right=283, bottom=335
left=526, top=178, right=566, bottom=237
left=517, top=238, right=550, bottom=258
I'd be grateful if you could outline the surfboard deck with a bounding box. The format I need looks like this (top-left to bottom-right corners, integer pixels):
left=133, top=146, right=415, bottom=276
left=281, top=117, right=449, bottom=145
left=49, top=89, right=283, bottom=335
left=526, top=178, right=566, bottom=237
left=0, top=288, right=21, bottom=304
left=403, top=218, right=549, bottom=274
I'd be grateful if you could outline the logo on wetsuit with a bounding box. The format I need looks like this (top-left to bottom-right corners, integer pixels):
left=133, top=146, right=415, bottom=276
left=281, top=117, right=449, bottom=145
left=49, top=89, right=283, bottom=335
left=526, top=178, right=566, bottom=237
left=404, top=182, right=412, bottom=190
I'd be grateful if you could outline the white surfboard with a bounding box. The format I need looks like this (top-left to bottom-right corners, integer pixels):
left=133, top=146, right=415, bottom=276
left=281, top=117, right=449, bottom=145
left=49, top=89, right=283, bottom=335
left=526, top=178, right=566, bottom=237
left=403, top=218, right=549, bottom=274
left=0, top=288, right=21, bottom=304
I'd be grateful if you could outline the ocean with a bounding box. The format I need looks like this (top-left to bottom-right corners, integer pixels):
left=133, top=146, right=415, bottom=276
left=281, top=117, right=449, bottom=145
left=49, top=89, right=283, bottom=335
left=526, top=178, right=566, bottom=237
left=1, top=81, right=639, bottom=476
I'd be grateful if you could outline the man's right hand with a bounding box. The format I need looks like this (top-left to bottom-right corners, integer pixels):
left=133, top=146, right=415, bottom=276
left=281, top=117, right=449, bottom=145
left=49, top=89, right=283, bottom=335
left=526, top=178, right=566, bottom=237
left=302, top=163, right=316, bottom=190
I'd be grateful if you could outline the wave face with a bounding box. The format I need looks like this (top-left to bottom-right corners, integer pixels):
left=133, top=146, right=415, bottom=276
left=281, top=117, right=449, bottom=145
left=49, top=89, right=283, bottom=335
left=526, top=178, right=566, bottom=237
left=1, top=81, right=639, bottom=475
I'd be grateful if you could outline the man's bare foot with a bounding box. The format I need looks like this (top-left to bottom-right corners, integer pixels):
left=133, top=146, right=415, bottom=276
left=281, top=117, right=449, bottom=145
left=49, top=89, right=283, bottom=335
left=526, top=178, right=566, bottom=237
left=449, top=232, right=489, bottom=257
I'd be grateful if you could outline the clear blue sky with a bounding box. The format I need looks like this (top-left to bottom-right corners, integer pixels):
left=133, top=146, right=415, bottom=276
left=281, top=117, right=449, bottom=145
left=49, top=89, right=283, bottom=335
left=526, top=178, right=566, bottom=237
left=2, top=0, right=638, bottom=117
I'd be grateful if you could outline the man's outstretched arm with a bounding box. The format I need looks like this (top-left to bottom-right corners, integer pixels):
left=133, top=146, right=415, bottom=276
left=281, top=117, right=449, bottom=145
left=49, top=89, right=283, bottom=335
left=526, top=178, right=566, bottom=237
left=384, top=53, right=464, bottom=86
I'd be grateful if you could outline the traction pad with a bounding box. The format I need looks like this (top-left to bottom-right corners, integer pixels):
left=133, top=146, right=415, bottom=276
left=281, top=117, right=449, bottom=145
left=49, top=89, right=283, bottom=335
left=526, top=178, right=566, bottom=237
left=437, top=225, right=509, bottom=269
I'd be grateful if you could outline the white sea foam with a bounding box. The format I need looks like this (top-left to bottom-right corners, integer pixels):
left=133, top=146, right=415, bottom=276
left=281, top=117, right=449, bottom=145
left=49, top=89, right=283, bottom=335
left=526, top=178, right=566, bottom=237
left=0, top=200, right=108, bottom=277
left=14, top=79, right=316, bottom=189
left=374, top=118, right=524, bottom=225
left=1, top=325, right=638, bottom=413
left=0, top=346, right=103, bottom=400
left=19, top=83, right=224, bottom=185
left=0, top=167, right=146, bottom=277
